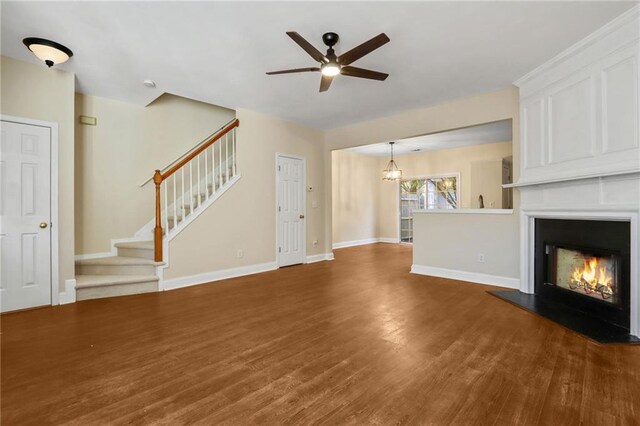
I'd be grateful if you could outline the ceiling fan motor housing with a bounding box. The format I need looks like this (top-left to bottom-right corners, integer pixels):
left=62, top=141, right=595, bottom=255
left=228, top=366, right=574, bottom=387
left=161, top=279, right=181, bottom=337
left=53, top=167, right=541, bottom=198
left=322, top=32, right=339, bottom=47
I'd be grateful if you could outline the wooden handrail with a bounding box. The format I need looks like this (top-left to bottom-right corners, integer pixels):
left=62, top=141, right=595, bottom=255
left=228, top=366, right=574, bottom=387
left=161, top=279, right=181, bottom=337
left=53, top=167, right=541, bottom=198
left=152, top=118, right=240, bottom=261
left=160, top=119, right=239, bottom=182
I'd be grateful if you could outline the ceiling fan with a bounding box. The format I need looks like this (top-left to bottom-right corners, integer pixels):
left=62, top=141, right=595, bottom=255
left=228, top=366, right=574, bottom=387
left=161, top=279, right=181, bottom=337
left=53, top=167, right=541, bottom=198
left=267, top=32, right=390, bottom=92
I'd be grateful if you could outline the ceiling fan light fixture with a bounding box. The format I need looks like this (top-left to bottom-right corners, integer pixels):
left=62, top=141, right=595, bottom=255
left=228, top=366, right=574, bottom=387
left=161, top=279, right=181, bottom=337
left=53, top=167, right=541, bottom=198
left=23, top=37, right=73, bottom=68
left=321, top=62, right=340, bottom=77
left=383, top=142, right=402, bottom=181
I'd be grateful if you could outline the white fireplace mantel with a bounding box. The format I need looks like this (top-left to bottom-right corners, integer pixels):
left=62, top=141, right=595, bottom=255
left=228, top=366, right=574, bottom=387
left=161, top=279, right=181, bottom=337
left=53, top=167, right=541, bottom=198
left=513, top=6, right=640, bottom=337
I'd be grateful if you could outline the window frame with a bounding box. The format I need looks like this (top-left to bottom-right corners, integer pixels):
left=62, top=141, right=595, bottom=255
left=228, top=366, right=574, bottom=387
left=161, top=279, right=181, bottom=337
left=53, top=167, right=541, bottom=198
left=398, top=172, right=461, bottom=243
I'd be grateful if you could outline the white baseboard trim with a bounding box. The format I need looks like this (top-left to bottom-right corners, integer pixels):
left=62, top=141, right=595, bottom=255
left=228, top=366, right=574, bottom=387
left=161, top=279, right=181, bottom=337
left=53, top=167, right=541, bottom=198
left=378, top=237, right=400, bottom=244
left=59, top=279, right=77, bottom=304
left=306, top=253, right=335, bottom=263
left=411, top=264, right=520, bottom=289
left=163, top=261, right=278, bottom=291
left=332, top=238, right=399, bottom=249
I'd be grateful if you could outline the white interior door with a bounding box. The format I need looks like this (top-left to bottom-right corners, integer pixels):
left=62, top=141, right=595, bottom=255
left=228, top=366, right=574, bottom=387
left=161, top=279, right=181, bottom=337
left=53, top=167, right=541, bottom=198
left=277, top=155, right=305, bottom=267
left=0, top=120, right=52, bottom=312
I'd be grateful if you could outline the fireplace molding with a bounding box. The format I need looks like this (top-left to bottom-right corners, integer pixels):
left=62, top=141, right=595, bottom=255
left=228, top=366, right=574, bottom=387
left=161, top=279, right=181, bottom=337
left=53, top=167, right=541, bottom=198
left=519, top=204, right=639, bottom=336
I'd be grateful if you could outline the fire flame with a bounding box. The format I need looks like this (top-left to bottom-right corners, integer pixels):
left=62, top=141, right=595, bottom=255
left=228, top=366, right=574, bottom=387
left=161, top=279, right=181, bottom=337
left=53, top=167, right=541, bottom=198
left=570, top=257, right=614, bottom=299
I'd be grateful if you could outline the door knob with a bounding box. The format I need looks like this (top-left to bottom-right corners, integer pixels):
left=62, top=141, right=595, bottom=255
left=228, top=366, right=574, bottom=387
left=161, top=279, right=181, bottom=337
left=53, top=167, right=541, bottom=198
left=39, top=222, right=48, bottom=229
left=299, top=214, right=305, bottom=219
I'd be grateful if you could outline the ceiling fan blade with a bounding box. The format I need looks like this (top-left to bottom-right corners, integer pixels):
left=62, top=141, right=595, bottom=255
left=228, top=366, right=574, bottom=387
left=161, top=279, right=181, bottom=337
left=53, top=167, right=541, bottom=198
left=286, top=32, right=328, bottom=64
left=338, top=33, right=390, bottom=66
left=266, top=67, right=320, bottom=75
left=340, top=66, right=388, bottom=81
left=319, top=74, right=334, bottom=92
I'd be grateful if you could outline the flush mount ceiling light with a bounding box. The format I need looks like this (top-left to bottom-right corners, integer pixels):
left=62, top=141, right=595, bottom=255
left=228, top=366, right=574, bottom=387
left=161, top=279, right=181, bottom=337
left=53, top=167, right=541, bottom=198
left=143, top=80, right=156, bottom=88
left=23, top=37, right=73, bottom=68
left=383, top=142, right=402, bottom=181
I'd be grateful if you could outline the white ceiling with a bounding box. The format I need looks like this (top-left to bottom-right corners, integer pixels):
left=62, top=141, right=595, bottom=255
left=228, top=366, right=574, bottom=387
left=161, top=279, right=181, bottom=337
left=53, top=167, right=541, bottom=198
left=1, top=2, right=634, bottom=129
left=346, top=119, right=512, bottom=157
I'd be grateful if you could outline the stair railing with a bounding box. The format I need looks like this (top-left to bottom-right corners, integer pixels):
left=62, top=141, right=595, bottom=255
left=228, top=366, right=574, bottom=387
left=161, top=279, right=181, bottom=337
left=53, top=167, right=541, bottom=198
left=152, top=118, right=239, bottom=261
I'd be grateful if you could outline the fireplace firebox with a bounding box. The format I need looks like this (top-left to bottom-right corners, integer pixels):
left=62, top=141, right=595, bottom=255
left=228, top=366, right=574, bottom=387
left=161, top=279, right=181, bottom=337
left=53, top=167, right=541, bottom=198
left=535, top=219, right=630, bottom=330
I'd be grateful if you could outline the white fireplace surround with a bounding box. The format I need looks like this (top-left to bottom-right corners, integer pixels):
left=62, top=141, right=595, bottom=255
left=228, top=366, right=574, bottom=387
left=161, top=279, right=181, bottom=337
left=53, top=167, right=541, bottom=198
left=517, top=175, right=639, bottom=336
left=512, top=7, right=640, bottom=336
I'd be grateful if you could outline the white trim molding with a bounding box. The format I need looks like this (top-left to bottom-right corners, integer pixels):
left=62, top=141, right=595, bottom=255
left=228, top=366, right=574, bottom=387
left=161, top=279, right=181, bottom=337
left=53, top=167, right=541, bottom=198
left=163, top=261, right=278, bottom=291
left=378, top=237, right=401, bottom=244
left=411, top=264, right=520, bottom=289
left=306, top=253, right=334, bottom=263
left=59, top=279, right=76, bottom=305
left=332, top=238, right=400, bottom=249
left=514, top=4, right=639, bottom=92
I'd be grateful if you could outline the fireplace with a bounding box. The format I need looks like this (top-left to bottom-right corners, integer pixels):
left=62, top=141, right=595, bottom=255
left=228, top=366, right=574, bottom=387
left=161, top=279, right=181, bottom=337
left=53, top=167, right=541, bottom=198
left=535, top=219, right=631, bottom=330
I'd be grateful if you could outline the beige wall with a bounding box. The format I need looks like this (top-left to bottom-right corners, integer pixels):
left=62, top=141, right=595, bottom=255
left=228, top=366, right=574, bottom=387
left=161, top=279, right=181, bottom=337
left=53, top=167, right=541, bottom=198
left=1, top=56, right=76, bottom=292
left=324, top=87, right=520, bottom=280
left=470, top=159, right=504, bottom=209
left=164, top=108, right=326, bottom=280
left=412, top=211, right=520, bottom=280
left=331, top=150, right=380, bottom=244
left=75, top=93, right=235, bottom=254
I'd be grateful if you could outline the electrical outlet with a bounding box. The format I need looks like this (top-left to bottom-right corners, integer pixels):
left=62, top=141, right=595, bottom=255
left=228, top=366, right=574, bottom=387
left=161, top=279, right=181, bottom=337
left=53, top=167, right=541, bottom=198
left=477, top=253, right=485, bottom=263
left=313, top=239, right=319, bottom=247
left=236, top=249, right=244, bottom=259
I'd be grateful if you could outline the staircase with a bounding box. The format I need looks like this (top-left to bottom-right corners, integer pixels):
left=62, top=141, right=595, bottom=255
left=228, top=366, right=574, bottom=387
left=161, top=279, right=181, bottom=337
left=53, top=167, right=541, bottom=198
left=75, top=119, right=240, bottom=300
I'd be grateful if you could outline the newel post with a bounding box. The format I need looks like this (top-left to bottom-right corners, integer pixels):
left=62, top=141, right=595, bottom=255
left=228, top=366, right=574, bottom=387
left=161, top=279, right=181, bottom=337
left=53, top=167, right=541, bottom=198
left=153, top=170, right=163, bottom=262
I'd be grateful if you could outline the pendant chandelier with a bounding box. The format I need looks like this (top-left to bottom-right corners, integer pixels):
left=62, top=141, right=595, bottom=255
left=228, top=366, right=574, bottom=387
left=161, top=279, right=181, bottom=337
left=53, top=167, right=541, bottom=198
left=382, top=141, right=402, bottom=181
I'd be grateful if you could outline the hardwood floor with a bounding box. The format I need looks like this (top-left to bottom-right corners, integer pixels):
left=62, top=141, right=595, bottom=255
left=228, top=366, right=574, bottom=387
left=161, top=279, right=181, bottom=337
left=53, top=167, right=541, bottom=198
left=2, top=243, right=639, bottom=425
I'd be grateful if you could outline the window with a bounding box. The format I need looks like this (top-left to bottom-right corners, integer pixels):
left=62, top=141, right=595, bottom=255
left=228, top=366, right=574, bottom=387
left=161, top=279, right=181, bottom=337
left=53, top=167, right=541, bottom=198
left=400, top=175, right=458, bottom=242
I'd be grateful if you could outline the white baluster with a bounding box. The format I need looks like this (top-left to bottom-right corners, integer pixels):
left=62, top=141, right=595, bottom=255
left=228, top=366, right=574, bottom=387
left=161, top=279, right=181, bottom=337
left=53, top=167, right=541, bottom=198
left=173, top=174, right=177, bottom=227
left=197, top=153, right=201, bottom=207
left=189, top=160, right=193, bottom=214
left=218, top=139, right=222, bottom=186
left=211, top=143, right=217, bottom=195
left=181, top=167, right=185, bottom=219
left=204, top=144, right=209, bottom=198
left=164, top=180, right=168, bottom=233
left=232, top=128, right=236, bottom=177
left=225, top=133, right=229, bottom=180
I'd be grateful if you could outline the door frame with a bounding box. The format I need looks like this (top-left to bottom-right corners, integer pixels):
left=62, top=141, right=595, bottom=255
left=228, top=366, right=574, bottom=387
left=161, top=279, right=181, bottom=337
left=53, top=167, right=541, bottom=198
left=275, top=153, right=307, bottom=267
left=1, top=114, right=60, bottom=306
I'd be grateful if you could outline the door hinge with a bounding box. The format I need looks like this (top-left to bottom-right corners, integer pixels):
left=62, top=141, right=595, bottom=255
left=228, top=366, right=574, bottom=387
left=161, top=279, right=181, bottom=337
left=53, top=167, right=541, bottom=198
left=278, top=247, right=282, bottom=253
left=278, top=206, right=281, bottom=212
left=278, top=165, right=281, bottom=171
